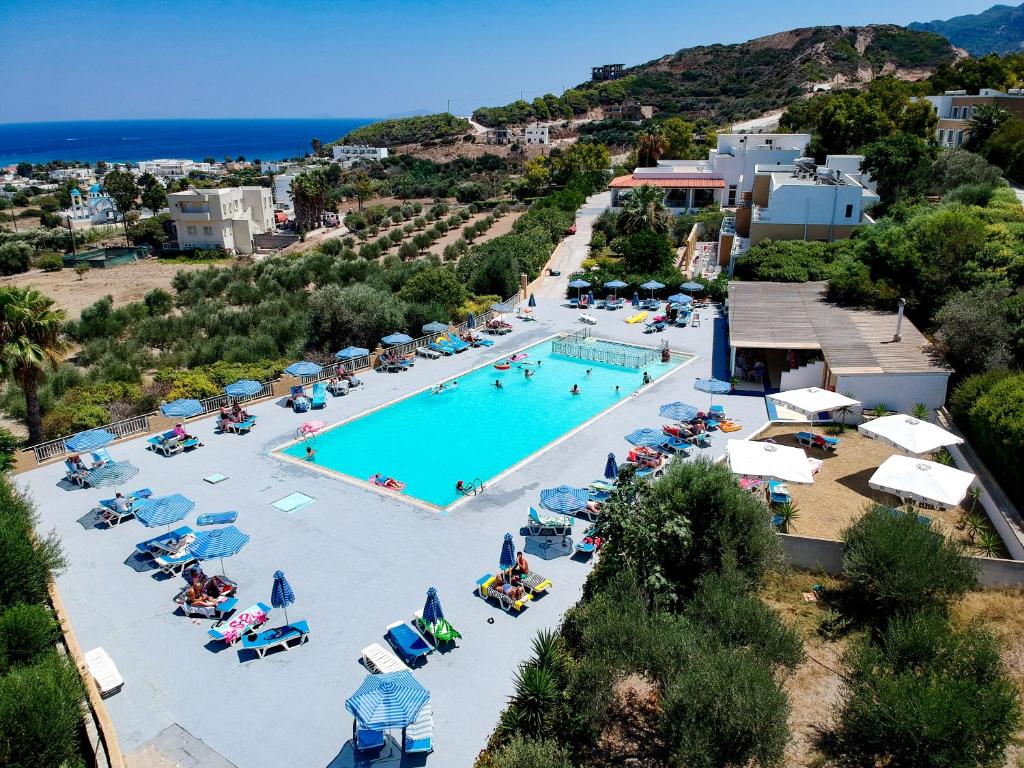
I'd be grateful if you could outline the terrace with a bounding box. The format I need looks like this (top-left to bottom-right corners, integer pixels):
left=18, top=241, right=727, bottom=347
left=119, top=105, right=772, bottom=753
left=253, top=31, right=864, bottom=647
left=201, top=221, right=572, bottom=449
left=17, top=295, right=769, bottom=767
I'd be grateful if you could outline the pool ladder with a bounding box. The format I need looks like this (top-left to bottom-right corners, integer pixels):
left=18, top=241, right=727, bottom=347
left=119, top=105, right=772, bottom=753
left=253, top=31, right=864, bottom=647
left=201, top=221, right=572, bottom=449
left=461, top=478, right=485, bottom=496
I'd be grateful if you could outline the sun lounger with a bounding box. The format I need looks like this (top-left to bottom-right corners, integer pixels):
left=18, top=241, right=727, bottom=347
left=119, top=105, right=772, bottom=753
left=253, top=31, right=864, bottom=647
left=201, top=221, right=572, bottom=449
left=241, top=620, right=310, bottom=658
left=404, top=703, right=434, bottom=754
left=416, top=346, right=441, bottom=359
left=477, top=573, right=532, bottom=612
left=355, top=726, right=386, bottom=752
left=590, top=479, right=616, bottom=492
left=413, top=609, right=462, bottom=646
left=625, top=311, right=648, bottom=325
left=688, top=432, right=712, bottom=448
left=91, top=448, right=114, bottom=465
left=527, top=506, right=572, bottom=535
left=441, top=334, right=469, bottom=352
left=519, top=570, right=552, bottom=595
left=227, top=418, right=255, bottom=434
left=362, top=642, right=406, bottom=673
left=644, top=321, right=666, bottom=333
left=136, top=526, right=194, bottom=558
left=795, top=431, right=840, bottom=452
left=719, top=420, right=743, bottom=433
left=768, top=480, right=791, bottom=505
left=311, top=382, right=327, bottom=409
left=148, top=431, right=182, bottom=456
left=575, top=525, right=603, bottom=557
left=427, top=341, right=454, bottom=356
left=385, top=621, right=432, bottom=665
left=660, top=437, right=693, bottom=457
left=179, top=594, right=238, bottom=619
left=463, top=333, right=494, bottom=347
left=84, top=647, right=123, bottom=698
left=569, top=297, right=579, bottom=309
left=153, top=549, right=198, bottom=576
left=208, top=602, right=271, bottom=645
left=64, top=460, right=89, bottom=487
left=579, top=313, right=597, bottom=325
left=708, top=405, right=725, bottom=420
left=197, top=511, right=238, bottom=526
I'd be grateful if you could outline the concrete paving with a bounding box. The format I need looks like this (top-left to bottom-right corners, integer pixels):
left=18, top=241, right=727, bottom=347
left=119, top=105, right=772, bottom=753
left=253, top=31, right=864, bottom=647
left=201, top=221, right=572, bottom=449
left=19, top=295, right=767, bottom=768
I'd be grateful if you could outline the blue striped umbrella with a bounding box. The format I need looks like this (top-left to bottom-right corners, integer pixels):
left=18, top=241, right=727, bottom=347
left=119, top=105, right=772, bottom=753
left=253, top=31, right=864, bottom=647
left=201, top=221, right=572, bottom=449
left=660, top=402, right=699, bottom=422
left=345, top=671, right=430, bottom=731
left=285, top=361, right=322, bottom=376
left=625, top=428, right=665, bottom=448
left=86, top=461, right=139, bottom=489
left=681, top=281, right=704, bottom=293
left=695, top=377, right=732, bottom=409
left=160, top=399, right=203, bottom=418
left=224, top=380, right=261, bottom=398
left=604, top=280, right=626, bottom=299
left=568, top=279, right=591, bottom=289
left=499, top=532, right=516, bottom=571
left=667, top=293, right=693, bottom=305
left=188, top=525, right=250, bottom=576
left=528, top=293, right=536, bottom=308
left=641, top=280, right=665, bottom=299
left=65, top=428, right=115, bottom=452
left=604, top=452, right=619, bottom=480
left=134, top=493, right=195, bottom=528
left=540, top=485, right=588, bottom=514
left=422, top=587, right=444, bottom=625
left=422, top=321, right=448, bottom=334
left=382, top=333, right=413, bottom=345
left=335, top=346, right=369, bottom=360
left=271, top=570, right=295, bottom=625
left=466, top=313, right=476, bottom=329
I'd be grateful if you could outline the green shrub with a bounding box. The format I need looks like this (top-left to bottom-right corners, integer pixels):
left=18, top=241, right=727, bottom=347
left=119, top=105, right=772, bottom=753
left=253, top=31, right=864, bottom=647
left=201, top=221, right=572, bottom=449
left=0, top=242, right=32, bottom=276
left=143, top=288, right=173, bottom=315
left=0, top=428, right=20, bottom=472
left=0, top=603, right=58, bottom=670
left=488, top=737, right=572, bottom=768
left=660, top=645, right=790, bottom=768
left=0, top=652, right=84, bottom=768
left=0, top=479, right=64, bottom=612
left=841, top=504, right=977, bottom=618
left=34, top=252, right=63, bottom=272
left=834, top=610, right=1019, bottom=768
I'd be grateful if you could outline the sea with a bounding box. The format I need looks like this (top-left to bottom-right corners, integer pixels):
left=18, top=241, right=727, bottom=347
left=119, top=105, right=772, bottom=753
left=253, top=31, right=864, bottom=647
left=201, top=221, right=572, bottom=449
left=0, top=118, right=377, bottom=165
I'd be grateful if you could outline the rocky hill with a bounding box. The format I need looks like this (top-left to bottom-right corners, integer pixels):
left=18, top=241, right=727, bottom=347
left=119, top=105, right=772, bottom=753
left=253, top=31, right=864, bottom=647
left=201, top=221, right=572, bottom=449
left=910, top=3, right=1024, bottom=56
left=593, top=25, right=957, bottom=124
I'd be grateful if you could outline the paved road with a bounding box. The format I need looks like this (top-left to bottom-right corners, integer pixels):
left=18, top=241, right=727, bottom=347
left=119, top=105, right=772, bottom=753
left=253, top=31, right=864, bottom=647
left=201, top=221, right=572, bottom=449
left=531, top=190, right=610, bottom=299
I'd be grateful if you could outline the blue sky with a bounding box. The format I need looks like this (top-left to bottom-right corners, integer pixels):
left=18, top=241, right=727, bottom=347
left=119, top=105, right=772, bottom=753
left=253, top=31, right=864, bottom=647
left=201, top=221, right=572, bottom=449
left=0, top=0, right=1000, bottom=122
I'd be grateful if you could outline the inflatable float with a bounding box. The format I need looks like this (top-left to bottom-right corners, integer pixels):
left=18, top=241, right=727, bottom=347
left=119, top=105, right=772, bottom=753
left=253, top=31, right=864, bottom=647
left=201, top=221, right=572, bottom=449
left=493, top=362, right=511, bottom=370
left=368, top=473, right=406, bottom=491
left=508, top=353, right=529, bottom=362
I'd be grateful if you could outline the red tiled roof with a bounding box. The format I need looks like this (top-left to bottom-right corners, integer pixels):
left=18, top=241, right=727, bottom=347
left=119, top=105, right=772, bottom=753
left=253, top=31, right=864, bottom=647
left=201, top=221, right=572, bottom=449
left=608, top=174, right=726, bottom=189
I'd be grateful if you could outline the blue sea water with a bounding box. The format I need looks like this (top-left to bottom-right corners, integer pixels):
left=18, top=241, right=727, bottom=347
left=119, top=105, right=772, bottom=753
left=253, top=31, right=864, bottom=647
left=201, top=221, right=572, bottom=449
left=0, top=118, right=376, bottom=165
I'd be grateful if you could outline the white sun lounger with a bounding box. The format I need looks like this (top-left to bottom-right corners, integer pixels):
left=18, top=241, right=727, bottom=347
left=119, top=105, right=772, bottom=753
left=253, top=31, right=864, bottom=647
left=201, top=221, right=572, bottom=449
left=404, top=702, right=434, bottom=754
left=84, top=647, right=124, bottom=698
left=416, top=346, right=441, bottom=359
left=361, top=642, right=405, bottom=674
left=579, top=314, right=597, bottom=325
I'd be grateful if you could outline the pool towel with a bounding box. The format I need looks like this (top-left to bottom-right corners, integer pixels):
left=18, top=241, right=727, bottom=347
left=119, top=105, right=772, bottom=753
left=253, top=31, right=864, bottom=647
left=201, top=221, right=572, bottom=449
left=272, top=493, right=316, bottom=513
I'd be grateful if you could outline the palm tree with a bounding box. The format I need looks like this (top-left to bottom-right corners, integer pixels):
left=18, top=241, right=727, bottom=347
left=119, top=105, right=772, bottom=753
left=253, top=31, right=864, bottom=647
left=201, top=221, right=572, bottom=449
left=0, top=287, right=68, bottom=445
left=619, top=184, right=670, bottom=235
left=636, top=128, right=669, bottom=167
left=967, top=105, right=1011, bottom=150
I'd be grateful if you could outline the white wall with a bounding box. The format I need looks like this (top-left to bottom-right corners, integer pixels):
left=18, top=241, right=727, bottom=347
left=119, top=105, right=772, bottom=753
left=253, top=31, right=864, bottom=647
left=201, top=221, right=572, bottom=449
left=765, top=178, right=865, bottom=226
left=780, top=359, right=825, bottom=390
left=836, top=373, right=950, bottom=414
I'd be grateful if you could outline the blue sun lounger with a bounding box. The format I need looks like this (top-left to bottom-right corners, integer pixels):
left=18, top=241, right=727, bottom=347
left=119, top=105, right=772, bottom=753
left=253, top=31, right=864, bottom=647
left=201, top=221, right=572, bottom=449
left=404, top=703, right=434, bottom=754
left=310, top=382, right=327, bottom=409
left=197, top=511, right=238, bottom=526
left=241, top=620, right=310, bottom=658
left=135, top=526, right=193, bottom=558
left=355, top=726, right=386, bottom=753
left=385, top=621, right=432, bottom=665
left=428, top=341, right=454, bottom=355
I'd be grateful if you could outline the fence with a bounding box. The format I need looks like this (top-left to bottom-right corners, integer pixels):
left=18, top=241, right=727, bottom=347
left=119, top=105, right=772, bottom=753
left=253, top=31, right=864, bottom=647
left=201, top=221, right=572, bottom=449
left=299, top=356, right=372, bottom=385
left=196, top=380, right=277, bottom=414
left=551, top=329, right=660, bottom=369
left=32, top=414, right=152, bottom=464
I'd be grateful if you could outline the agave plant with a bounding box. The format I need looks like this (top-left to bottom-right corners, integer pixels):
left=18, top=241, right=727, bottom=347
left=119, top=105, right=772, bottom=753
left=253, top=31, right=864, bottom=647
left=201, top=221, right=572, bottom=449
left=530, top=628, right=565, bottom=678
left=974, top=528, right=1004, bottom=558
left=961, top=512, right=986, bottom=542
left=871, top=403, right=890, bottom=418
left=968, top=486, right=982, bottom=512
left=511, top=661, right=559, bottom=737
left=933, top=448, right=955, bottom=466
left=773, top=502, right=799, bottom=534
left=911, top=402, right=930, bottom=421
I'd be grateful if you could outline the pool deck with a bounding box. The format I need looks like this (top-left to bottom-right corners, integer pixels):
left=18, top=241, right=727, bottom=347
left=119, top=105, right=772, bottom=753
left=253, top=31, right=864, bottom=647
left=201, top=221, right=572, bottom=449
left=18, top=297, right=768, bottom=768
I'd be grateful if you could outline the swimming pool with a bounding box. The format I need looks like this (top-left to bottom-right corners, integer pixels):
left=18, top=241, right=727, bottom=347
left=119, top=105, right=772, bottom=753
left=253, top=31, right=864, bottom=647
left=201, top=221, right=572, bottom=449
left=278, top=338, right=689, bottom=508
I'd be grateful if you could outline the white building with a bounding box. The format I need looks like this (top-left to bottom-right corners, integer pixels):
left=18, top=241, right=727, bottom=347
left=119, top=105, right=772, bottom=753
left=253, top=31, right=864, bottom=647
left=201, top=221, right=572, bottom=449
left=167, top=186, right=274, bottom=254
left=916, top=88, right=1024, bottom=148
left=65, top=184, right=121, bottom=225
left=49, top=168, right=94, bottom=182
left=524, top=124, right=550, bottom=145
left=137, top=159, right=214, bottom=180
left=609, top=133, right=812, bottom=209
left=272, top=174, right=294, bottom=213
left=331, top=145, right=388, bottom=167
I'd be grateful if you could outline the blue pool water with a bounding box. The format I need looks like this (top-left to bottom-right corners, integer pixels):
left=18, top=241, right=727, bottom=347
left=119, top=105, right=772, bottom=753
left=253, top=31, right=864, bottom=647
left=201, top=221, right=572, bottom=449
left=281, top=339, right=688, bottom=508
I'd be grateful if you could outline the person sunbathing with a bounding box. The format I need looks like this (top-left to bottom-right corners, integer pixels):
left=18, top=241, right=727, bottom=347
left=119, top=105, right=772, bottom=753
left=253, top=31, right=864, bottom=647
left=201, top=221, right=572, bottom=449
left=186, top=576, right=218, bottom=607
left=586, top=500, right=603, bottom=515
left=515, top=551, right=530, bottom=576
left=69, top=454, right=88, bottom=472
left=370, top=473, right=403, bottom=490
left=231, top=403, right=250, bottom=421
left=493, top=572, right=525, bottom=600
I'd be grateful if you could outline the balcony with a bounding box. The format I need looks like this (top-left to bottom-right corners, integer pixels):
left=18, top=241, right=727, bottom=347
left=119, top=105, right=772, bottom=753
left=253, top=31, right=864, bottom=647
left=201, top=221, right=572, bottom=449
left=751, top=205, right=770, bottom=223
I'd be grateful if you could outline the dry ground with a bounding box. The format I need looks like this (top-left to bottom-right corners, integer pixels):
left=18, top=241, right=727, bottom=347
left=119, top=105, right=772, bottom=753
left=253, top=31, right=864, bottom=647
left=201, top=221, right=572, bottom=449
left=756, top=425, right=979, bottom=547
left=425, top=209, right=523, bottom=258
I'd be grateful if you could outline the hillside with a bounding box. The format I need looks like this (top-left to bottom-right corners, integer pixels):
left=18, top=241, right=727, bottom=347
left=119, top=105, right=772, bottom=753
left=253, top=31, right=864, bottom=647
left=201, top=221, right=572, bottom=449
left=911, top=2, right=1024, bottom=56
left=474, top=25, right=957, bottom=128
left=335, top=113, right=471, bottom=147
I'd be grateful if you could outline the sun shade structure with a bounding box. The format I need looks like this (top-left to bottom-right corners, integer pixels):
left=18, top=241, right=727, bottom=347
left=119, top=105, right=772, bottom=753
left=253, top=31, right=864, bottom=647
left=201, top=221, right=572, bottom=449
left=625, top=428, right=666, bottom=448
left=284, top=361, right=322, bottom=376
left=381, top=333, right=413, bottom=345
left=667, top=293, right=693, bottom=305
left=422, top=322, right=448, bottom=334
left=680, top=281, right=704, bottom=292
left=335, top=346, right=369, bottom=360
left=491, top=301, right=518, bottom=314
left=858, top=414, right=964, bottom=455
left=422, top=587, right=444, bottom=626
left=134, top=493, right=195, bottom=528
left=271, top=570, right=296, bottom=624
left=768, top=387, right=860, bottom=418
left=499, top=532, right=516, bottom=571
left=604, top=452, right=619, bottom=480
left=345, top=671, right=430, bottom=731
left=86, top=461, right=140, bottom=488
left=727, top=439, right=814, bottom=484
left=65, top=428, right=115, bottom=452
left=540, top=485, right=588, bottom=514
left=528, top=293, right=537, bottom=308
left=868, top=455, right=975, bottom=509
left=466, top=313, right=477, bottom=329
left=568, top=279, right=591, bottom=289
left=695, top=377, right=732, bottom=408
left=641, top=280, right=665, bottom=292
left=659, top=402, right=699, bottom=422
left=160, top=399, right=203, bottom=418
left=188, top=525, right=250, bottom=575
left=224, top=380, right=262, bottom=398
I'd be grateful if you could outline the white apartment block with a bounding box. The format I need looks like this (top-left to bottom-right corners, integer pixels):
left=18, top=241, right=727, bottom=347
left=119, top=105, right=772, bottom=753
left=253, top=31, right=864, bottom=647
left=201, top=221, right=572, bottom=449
left=524, top=124, right=549, bottom=145
left=137, top=159, right=215, bottom=180
left=167, top=186, right=274, bottom=254
left=272, top=173, right=294, bottom=212
left=917, top=88, right=1024, bottom=148
left=49, top=168, right=94, bottom=182
left=331, top=145, right=389, bottom=167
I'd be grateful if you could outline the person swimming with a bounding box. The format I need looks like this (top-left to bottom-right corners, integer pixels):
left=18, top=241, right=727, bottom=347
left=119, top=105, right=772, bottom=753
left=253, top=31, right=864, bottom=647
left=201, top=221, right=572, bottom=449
left=614, top=385, right=620, bottom=395
left=494, top=379, right=503, bottom=389
left=642, top=371, right=651, bottom=385
left=305, top=446, right=316, bottom=461
left=570, top=384, right=580, bottom=395
left=524, top=368, right=534, bottom=378
left=585, top=369, right=592, bottom=377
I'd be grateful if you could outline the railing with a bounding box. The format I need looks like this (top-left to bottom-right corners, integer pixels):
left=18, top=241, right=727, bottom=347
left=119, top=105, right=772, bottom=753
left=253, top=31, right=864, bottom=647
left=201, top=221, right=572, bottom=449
left=299, top=355, right=371, bottom=384
left=197, top=380, right=276, bottom=414
left=32, top=413, right=152, bottom=463
left=551, top=332, right=659, bottom=369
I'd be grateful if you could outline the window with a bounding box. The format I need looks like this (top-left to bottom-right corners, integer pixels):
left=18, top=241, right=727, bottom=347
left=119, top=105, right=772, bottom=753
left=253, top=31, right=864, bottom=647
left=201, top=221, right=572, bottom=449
left=956, top=130, right=964, bottom=145
left=203, top=226, right=213, bottom=235
left=844, top=204, right=853, bottom=219
left=727, top=185, right=737, bottom=207
left=186, top=225, right=196, bottom=235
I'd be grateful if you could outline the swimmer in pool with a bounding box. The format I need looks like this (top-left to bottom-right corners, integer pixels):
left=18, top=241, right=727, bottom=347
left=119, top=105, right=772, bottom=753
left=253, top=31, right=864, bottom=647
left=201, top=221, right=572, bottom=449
left=494, top=379, right=503, bottom=389
left=524, top=368, right=534, bottom=378
left=305, top=446, right=316, bottom=461
left=585, top=369, right=592, bottom=377
left=570, top=384, right=580, bottom=395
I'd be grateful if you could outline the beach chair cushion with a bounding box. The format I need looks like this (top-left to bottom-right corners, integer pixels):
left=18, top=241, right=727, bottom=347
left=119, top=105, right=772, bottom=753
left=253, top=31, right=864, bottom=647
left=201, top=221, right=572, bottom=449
left=355, top=727, right=386, bottom=751
left=385, top=621, right=432, bottom=664
left=197, top=511, right=238, bottom=526
left=181, top=596, right=237, bottom=619
left=477, top=574, right=532, bottom=611
left=241, top=620, right=310, bottom=658
left=209, top=602, right=271, bottom=644
left=362, top=642, right=406, bottom=673
left=404, top=703, right=433, bottom=754
left=84, top=647, right=123, bottom=698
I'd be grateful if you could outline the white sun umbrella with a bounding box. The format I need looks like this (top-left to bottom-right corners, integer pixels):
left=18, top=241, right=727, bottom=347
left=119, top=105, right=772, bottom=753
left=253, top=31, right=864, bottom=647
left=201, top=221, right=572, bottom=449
left=768, top=387, right=859, bottom=419
left=868, top=455, right=975, bottom=509
left=858, top=414, right=964, bottom=455
left=726, top=439, right=814, bottom=484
